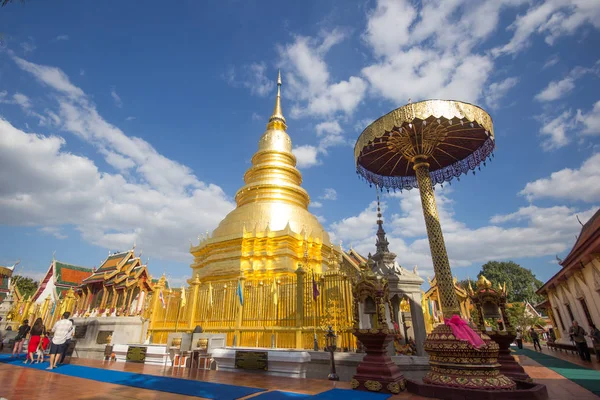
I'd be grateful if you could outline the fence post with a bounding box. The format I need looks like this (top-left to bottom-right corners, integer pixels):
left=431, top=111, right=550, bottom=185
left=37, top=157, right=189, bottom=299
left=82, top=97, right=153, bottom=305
left=188, top=274, right=201, bottom=330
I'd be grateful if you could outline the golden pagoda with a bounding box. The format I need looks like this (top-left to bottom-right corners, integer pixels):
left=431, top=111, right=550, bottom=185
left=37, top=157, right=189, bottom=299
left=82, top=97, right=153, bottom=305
left=147, top=73, right=355, bottom=349
left=190, top=71, right=333, bottom=281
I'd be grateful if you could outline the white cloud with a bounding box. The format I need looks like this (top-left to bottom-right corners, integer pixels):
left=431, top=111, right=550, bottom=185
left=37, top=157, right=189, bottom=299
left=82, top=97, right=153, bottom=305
left=486, top=77, right=519, bottom=109
left=493, top=0, right=600, bottom=56
left=539, top=110, right=572, bottom=151
left=360, top=0, right=520, bottom=105
left=543, top=54, right=560, bottom=69
left=39, top=226, right=67, bottom=239
left=535, top=76, right=576, bottom=102
left=321, top=188, right=337, bottom=201
left=126, top=116, right=136, bottom=121
left=535, top=65, right=598, bottom=102
left=329, top=188, right=597, bottom=274
left=292, top=145, right=320, bottom=168
left=576, top=100, right=600, bottom=135
left=20, top=37, right=36, bottom=54
left=13, top=93, right=32, bottom=109
left=111, top=87, right=123, bottom=108
left=310, top=201, right=323, bottom=208
left=55, top=35, right=69, bottom=41
left=279, top=30, right=367, bottom=117
left=520, top=153, right=600, bottom=203
left=3, top=57, right=236, bottom=263
left=225, top=62, right=275, bottom=97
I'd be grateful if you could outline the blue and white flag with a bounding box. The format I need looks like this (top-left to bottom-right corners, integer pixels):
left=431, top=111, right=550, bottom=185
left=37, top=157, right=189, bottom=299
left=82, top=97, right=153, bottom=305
left=237, top=280, right=244, bottom=306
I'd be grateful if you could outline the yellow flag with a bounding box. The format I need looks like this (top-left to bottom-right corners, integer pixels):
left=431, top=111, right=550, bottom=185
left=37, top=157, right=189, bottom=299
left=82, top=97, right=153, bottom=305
left=208, top=282, right=213, bottom=308
left=180, top=286, right=186, bottom=308
left=271, top=279, right=278, bottom=306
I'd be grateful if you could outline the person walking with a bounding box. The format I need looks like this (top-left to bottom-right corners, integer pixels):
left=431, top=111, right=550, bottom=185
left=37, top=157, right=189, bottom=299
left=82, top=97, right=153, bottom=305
left=515, top=329, right=523, bottom=349
left=58, top=319, right=75, bottom=365
left=589, top=323, right=600, bottom=362
left=570, top=320, right=591, bottom=361
left=25, top=318, right=45, bottom=364
left=47, top=312, right=73, bottom=370
left=11, top=319, right=30, bottom=358
left=530, top=328, right=542, bottom=351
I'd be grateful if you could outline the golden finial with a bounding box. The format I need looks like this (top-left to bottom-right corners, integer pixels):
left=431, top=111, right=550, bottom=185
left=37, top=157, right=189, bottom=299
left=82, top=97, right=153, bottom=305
left=476, top=275, right=492, bottom=290
left=268, top=70, right=286, bottom=128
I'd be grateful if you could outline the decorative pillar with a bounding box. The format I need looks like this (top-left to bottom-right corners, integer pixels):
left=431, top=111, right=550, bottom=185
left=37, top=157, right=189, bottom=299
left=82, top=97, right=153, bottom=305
left=234, top=273, right=245, bottom=346
left=188, top=274, right=201, bottom=330
left=413, top=159, right=460, bottom=318
left=407, top=292, right=426, bottom=356
left=295, top=265, right=306, bottom=349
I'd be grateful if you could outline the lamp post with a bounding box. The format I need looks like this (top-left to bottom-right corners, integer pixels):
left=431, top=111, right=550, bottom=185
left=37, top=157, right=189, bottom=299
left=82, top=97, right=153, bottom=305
left=325, top=326, right=339, bottom=381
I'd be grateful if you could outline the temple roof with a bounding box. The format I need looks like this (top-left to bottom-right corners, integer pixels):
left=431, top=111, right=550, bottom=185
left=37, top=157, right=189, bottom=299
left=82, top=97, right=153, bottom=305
left=538, top=208, right=600, bottom=295
left=560, top=208, right=600, bottom=269
left=55, top=261, right=93, bottom=286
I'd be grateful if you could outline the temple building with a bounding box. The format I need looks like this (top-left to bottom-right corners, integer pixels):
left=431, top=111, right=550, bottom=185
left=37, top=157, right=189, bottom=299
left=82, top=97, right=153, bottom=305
left=0, top=262, right=17, bottom=301
left=32, top=258, right=92, bottom=303
left=73, top=247, right=156, bottom=317
left=537, top=209, right=600, bottom=345
left=422, top=275, right=472, bottom=333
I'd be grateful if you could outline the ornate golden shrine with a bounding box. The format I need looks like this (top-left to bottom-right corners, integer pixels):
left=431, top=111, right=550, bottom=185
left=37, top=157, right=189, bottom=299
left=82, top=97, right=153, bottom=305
left=422, top=276, right=472, bottom=333
left=146, top=73, right=357, bottom=350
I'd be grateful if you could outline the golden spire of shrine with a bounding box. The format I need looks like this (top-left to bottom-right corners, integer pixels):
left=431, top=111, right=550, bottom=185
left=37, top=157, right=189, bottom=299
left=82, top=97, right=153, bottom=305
left=210, top=71, right=329, bottom=243
left=268, top=69, right=286, bottom=128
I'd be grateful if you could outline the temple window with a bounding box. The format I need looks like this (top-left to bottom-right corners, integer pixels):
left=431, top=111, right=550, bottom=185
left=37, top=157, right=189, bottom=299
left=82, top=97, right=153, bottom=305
left=579, top=298, right=595, bottom=328
left=554, top=307, right=566, bottom=331
left=565, top=303, right=575, bottom=323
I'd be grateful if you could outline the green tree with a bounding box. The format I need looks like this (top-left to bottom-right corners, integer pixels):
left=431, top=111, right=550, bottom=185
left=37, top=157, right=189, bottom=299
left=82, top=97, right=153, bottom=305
left=479, top=261, right=544, bottom=304
left=13, top=275, right=38, bottom=298
left=505, top=302, right=544, bottom=337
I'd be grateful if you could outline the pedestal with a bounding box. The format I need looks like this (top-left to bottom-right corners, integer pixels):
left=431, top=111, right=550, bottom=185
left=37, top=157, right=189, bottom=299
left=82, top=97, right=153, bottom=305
left=422, top=324, right=515, bottom=390
left=489, top=333, right=531, bottom=382
left=351, top=330, right=406, bottom=395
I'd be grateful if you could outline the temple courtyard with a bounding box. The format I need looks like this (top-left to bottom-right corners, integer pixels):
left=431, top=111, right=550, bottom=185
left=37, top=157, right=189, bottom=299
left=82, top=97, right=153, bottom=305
left=0, top=345, right=598, bottom=400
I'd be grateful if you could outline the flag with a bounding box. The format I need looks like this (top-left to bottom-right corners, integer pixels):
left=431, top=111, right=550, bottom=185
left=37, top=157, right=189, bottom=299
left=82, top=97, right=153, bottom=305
left=208, top=283, right=213, bottom=308
left=180, top=286, right=186, bottom=308
left=237, top=280, right=244, bottom=306
left=50, top=301, right=56, bottom=316
left=271, top=279, right=278, bottom=306
left=312, top=271, right=320, bottom=301
left=428, top=299, right=433, bottom=317
left=159, top=290, right=166, bottom=309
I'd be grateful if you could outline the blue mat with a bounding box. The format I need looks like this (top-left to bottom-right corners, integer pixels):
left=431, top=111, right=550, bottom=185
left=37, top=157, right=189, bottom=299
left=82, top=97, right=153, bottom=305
left=0, top=355, right=263, bottom=399
left=251, top=391, right=311, bottom=399
left=312, top=389, right=391, bottom=399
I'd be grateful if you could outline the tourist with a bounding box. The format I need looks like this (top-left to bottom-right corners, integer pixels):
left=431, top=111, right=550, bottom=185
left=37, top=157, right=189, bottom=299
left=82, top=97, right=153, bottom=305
left=515, top=329, right=523, bottom=349
left=530, top=328, right=542, bottom=351
left=58, top=319, right=75, bottom=365
left=569, top=320, right=591, bottom=361
left=25, top=318, right=45, bottom=364
left=47, top=312, right=73, bottom=370
left=37, top=333, right=50, bottom=363
left=12, top=319, right=30, bottom=358
left=589, top=324, right=600, bottom=362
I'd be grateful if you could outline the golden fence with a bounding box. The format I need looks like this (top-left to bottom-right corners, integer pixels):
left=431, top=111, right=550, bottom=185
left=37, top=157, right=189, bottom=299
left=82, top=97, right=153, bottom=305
left=6, top=289, right=77, bottom=332
left=148, top=268, right=357, bottom=350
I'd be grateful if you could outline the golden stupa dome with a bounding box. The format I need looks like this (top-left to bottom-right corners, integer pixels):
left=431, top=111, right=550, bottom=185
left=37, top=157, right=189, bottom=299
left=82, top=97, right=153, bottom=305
left=211, top=71, right=330, bottom=244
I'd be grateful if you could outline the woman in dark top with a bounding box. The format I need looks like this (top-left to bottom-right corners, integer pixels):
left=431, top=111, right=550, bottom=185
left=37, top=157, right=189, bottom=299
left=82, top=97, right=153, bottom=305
left=25, top=318, right=45, bottom=364
left=12, top=319, right=30, bottom=358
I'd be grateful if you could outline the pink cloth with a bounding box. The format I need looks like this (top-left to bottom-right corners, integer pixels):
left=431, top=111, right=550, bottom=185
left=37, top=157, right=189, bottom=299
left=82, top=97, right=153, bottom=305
left=444, top=315, right=485, bottom=349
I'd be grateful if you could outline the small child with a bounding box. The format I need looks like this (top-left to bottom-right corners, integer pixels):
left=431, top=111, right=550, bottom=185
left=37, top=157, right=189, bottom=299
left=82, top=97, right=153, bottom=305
left=36, top=335, right=50, bottom=363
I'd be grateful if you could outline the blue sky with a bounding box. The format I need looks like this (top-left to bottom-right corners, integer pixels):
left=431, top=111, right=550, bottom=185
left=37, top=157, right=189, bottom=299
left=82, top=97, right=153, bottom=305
left=0, top=0, right=598, bottom=288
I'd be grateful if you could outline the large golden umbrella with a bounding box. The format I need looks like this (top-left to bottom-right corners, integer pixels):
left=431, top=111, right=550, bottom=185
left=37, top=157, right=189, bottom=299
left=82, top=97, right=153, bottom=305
left=355, top=99, right=494, bottom=318
left=355, top=100, right=514, bottom=391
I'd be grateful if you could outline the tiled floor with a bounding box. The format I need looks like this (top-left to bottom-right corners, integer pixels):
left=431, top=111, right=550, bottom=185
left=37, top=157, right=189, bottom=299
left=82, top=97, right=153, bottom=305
left=536, top=343, right=600, bottom=371
left=0, top=353, right=598, bottom=400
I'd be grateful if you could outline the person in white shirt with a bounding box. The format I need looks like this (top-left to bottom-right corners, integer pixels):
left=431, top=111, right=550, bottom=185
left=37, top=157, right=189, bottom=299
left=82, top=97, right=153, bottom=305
left=47, top=312, right=73, bottom=370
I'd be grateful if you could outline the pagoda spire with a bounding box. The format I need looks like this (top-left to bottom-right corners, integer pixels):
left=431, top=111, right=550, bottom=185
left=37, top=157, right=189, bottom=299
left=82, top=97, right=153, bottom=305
left=267, top=70, right=286, bottom=129
left=375, top=188, right=389, bottom=254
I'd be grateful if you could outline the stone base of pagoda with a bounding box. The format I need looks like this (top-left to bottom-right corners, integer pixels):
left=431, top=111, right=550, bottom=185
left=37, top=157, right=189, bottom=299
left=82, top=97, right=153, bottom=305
left=351, top=329, right=406, bottom=395
left=489, top=332, right=532, bottom=382
left=421, top=324, right=515, bottom=390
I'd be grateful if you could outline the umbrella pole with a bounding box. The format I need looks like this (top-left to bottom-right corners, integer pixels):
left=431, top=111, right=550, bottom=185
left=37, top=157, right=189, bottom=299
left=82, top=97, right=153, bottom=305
left=413, top=158, right=461, bottom=319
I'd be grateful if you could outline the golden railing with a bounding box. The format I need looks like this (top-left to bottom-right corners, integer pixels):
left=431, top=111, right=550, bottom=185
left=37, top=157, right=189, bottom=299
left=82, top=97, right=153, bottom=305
left=6, top=288, right=77, bottom=331
left=148, top=268, right=357, bottom=350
